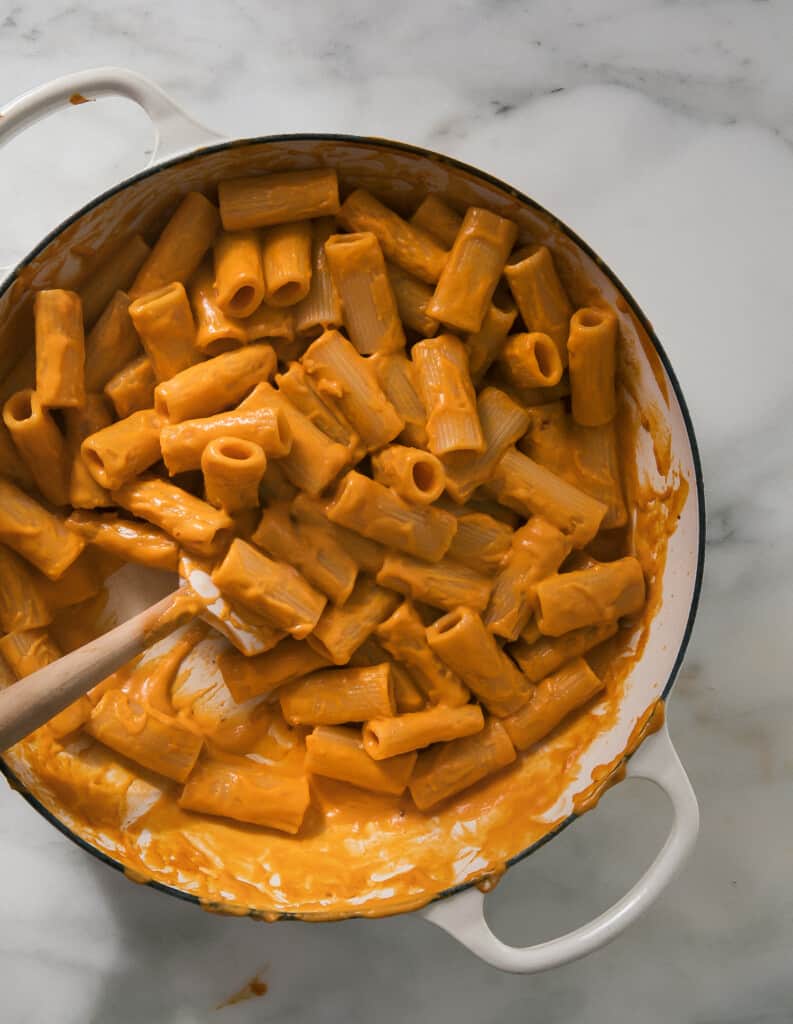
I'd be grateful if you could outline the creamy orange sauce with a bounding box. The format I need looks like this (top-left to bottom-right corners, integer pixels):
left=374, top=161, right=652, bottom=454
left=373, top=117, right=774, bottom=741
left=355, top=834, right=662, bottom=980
left=0, top=148, right=692, bottom=920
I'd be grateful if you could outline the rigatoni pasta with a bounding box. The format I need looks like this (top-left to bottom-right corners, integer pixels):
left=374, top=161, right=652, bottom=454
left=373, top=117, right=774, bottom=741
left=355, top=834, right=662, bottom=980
left=428, top=207, right=517, bottom=333
left=412, top=334, right=484, bottom=456
left=33, top=289, right=85, bottom=408
left=324, top=233, right=406, bottom=356
left=338, top=189, right=448, bottom=283
left=3, top=389, right=71, bottom=506
left=5, top=170, right=657, bottom=843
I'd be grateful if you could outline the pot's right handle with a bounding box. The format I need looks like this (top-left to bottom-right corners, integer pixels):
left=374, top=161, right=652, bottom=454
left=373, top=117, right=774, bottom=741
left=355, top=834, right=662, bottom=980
left=422, top=722, right=699, bottom=973
left=0, top=66, right=222, bottom=165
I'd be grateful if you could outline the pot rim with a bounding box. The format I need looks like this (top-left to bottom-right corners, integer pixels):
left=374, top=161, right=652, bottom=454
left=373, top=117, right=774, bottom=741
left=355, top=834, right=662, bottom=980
left=0, top=132, right=706, bottom=920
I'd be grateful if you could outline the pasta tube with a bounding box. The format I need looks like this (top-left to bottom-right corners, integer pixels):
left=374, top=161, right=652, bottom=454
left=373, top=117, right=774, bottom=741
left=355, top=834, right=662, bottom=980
left=213, top=229, right=265, bottom=318
left=370, top=445, right=445, bottom=505
left=377, top=553, right=492, bottom=613
left=82, top=408, right=162, bottom=490
left=306, top=725, right=416, bottom=796
left=0, top=544, right=51, bottom=632
left=33, top=289, right=85, bottom=408
left=66, top=510, right=179, bottom=572
left=221, top=638, right=329, bottom=703
left=160, top=404, right=290, bottom=474
left=64, top=394, right=114, bottom=509
left=3, top=389, right=71, bottom=506
left=349, top=637, right=425, bottom=713
left=446, top=512, right=512, bottom=575
left=212, top=538, right=326, bottom=638
left=79, top=234, right=150, bottom=327
left=180, top=554, right=285, bottom=656
left=338, top=189, right=448, bottom=283
left=262, top=220, right=312, bottom=307
left=240, top=382, right=349, bottom=496
left=498, top=332, right=564, bottom=389
left=154, top=343, right=276, bottom=423
left=87, top=690, right=203, bottom=783
left=83, top=291, right=141, bottom=392
left=509, top=621, right=617, bottom=684
left=307, top=576, right=399, bottom=664
left=112, top=477, right=233, bottom=558
left=34, top=553, right=102, bottom=612
left=129, top=282, right=200, bottom=381
left=290, top=493, right=386, bottom=574
left=466, top=291, right=518, bottom=384
left=503, top=657, right=604, bottom=750
left=327, top=471, right=457, bottom=562
left=275, top=361, right=361, bottom=453
left=426, top=607, right=532, bottom=716
left=386, top=263, right=439, bottom=337
left=520, top=402, right=627, bottom=529
left=504, top=245, right=572, bottom=362
left=363, top=703, right=484, bottom=760
left=409, top=194, right=463, bottom=248
left=0, top=422, right=35, bottom=491
left=371, top=352, right=428, bottom=449
left=104, top=355, right=156, bottom=418
left=179, top=759, right=310, bottom=834
left=218, top=169, right=340, bottom=230
left=241, top=303, right=295, bottom=344
left=302, top=330, right=404, bottom=448
left=130, top=191, right=220, bottom=298
left=280, top=663, right=395, bottom=726
left=202, top=437, right=266, bottom=513
left=324, top=234, right=406, bottom=355
left=0, top=627, right=61, bottom=678
left=0, top=626, right=90, bottom=737
left=375, top=601, right=469, bottom=707
left=484, top=517, right=572, bottom=641
left=409, top=719, right=516, bottom=811
left=412, top=334, right=484, bottom=456
left=428, top=207, right=517, bottom=333
left=252, top=504, right=358, bottom=606
left=0, top=479, right=84, bottom=578
left=189, top=262, right=247, bottom=355
left=535, top=557, right=646, bottom=636
left=442, top=386, right=531, bottom=503
left=294, top=218, right=344, bottom=340
left=486, top=447, right=606, bottom=548
left=568, top=306, right=618, bottom=426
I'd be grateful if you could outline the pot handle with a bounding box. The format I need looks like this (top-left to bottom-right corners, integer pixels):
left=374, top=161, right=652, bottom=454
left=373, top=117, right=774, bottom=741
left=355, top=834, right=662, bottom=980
left=0, top=66, right=222, bottom=164
left=421, top=721, right=698, bottom=973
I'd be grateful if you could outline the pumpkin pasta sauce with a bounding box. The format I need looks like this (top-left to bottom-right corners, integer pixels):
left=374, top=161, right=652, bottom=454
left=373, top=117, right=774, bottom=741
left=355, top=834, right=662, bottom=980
left=3, top=371, right=685, bottom=919
left=0, top=192, right=688, bottom=917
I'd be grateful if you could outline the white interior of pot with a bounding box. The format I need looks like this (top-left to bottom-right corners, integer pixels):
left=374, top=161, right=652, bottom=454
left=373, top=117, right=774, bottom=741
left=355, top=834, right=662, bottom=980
left=0, top=139, right=702, bottom=917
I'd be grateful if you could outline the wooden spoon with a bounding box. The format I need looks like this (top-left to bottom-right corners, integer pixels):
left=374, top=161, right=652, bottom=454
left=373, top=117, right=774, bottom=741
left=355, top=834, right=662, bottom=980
left=0, top=588, right=201, bottom=752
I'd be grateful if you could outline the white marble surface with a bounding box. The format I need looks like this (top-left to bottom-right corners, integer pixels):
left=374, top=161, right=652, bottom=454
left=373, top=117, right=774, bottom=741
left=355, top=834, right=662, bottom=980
left=0, top=1, right=791, bottom=1020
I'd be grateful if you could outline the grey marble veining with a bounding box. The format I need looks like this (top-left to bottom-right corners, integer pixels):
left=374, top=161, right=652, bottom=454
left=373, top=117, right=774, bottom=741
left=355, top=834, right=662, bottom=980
left=1, top=1, right=792, bottom=1021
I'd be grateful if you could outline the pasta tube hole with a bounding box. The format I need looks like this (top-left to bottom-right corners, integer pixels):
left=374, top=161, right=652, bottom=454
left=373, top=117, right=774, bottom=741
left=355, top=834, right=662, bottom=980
left=4, top=390, right=35, bottom=423
left=412, top=459, right=441, bottom=495
left=269, top=282, right=304, bottom=307
left=576, top=308, right=605, bottom=329
left=215, top=438, right=260, bottom=464
left=433, top=608, right=465, bottom=635
left=533, top=336, right=560, bottom=380
left=228, top=286, right=257, bottom=317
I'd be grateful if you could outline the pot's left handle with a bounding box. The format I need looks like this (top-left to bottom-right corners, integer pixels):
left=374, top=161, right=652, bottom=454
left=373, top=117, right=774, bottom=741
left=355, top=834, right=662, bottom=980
left=0, top=66, right=222, bottom=164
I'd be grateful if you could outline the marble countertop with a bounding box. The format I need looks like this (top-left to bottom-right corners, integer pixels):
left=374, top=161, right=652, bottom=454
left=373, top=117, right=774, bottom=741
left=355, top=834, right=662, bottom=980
left=1, top=2, right=790, bottom=1020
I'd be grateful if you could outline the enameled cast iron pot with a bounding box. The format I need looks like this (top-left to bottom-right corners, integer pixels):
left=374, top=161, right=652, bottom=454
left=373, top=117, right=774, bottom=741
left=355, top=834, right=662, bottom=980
left=0, top=69, right=705, bottom=973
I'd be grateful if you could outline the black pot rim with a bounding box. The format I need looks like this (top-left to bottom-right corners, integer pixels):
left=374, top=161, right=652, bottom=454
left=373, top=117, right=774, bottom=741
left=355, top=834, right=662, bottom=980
left=0, top=132, right=707, bottom=921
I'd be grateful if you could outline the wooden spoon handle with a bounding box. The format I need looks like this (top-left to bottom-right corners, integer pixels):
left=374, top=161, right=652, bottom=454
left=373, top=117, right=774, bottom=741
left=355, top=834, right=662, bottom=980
left=0, top=589, right=192, bottom=752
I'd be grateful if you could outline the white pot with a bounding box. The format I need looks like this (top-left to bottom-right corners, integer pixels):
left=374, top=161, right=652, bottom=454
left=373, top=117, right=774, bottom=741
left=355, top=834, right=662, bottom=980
left=0, top=68, right=705, bottom=973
